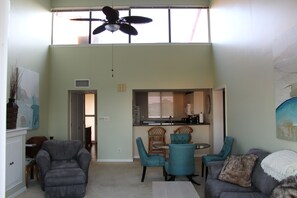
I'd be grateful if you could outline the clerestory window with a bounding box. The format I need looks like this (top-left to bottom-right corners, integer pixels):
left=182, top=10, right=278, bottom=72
left=52, top=7, right=209, bottom=45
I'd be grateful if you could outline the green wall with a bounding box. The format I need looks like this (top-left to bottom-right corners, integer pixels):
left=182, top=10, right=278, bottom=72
left=8, top=0, right=51, bottom=137
left=9, top=0, right=297, bottom=161
left=7, top=0, right=213, bottom=162
left=49, top=44, right=213, bottom=161
left=210, top=0, right=297, bottom=153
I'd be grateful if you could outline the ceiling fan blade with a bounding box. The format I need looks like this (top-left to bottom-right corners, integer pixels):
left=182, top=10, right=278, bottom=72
left=121, top=16, right=152, bottom=24
left=93, top=24, right=107, bottom=35
left=119, top=24, right=138, bottom=35
left=102, top=6, right=119, bottom=22
left=71, top=18, right=105, bottom=22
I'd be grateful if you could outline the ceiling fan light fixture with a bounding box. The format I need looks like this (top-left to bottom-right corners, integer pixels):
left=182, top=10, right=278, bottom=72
left=105, top=24, right=120, bottom=32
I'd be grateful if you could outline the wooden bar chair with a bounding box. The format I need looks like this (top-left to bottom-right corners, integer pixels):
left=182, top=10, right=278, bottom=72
left=174, top=126, right=193, bottom=142
left=148, top=126, right=166, bottom=157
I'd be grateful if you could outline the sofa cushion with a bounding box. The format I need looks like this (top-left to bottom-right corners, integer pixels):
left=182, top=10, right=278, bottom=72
left=218, top=154, right=258, bottom=187
left=247, top=148, right=279, bottom=196
left=45, top=168, right=86, bottom=187
left=51, top=159, right=80, bottom=169
left=42, top=140, right=82, bottom=160
left=205, top=178, right=256, bottom=198
left=220, top=191, right=269, bottom=198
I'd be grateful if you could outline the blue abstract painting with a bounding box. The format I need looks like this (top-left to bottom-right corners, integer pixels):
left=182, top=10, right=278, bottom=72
left=274, top=25, right=297, bottom=142
left=16, top=67, right=39, bottom=129
left=276, top=97, right=297, bottom=141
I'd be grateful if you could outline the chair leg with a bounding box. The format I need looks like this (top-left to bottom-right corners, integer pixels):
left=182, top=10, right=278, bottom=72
left=201, top=162, right=204, bottom=177
left=205, top=166, right=208, bottom=180
left=187, top=175, right=200, bottom=186
left=169, top=176, right=175, bottom=181
left=141, top=166, right=147, bottom=182
left=164, top=168, right=168, bottom=181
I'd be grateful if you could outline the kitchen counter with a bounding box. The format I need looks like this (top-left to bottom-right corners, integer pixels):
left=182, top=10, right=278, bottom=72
left=133, top=122, right=210, bottom=126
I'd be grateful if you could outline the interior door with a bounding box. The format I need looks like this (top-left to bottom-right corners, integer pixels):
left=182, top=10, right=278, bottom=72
left=213, top=88, right=226, bottom=153
left=69, top=91, right=84, bottom=143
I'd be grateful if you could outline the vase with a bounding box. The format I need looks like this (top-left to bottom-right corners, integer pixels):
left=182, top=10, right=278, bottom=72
left=7, top=98, right=18, bottom=129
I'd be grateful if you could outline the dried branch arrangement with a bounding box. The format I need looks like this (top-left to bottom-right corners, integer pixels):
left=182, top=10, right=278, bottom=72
left=9, top=67, right=21, bottom=99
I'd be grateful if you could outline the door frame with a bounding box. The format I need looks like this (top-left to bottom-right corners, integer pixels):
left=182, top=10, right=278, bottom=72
left=68, top=90, right=97, bottom=151
left=212, top=85, right=227, bottom=154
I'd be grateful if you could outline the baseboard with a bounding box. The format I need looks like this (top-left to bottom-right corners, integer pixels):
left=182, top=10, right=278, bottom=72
left=7, top=186, right=26, bottom=198
left=97, top=159, right=133, bottom=162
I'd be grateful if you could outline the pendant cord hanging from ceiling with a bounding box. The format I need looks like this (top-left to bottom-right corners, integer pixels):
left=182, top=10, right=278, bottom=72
left=111, top=0, right=114, bottom=78
left=111, top=44, right=114, bottom=78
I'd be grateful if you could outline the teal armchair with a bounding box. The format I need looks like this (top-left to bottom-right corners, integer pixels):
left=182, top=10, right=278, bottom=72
left=136, top=137, right=165, bottom=182
left=164, top=144, right=199, bottom=185
left=201, top=136, right=234, bottom=178
left=170, top=133, right=191, bottom=144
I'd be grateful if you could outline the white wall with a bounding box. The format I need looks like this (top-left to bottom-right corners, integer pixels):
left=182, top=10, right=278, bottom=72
left=0, top=1, right=9, bottom=196
left=210, top=0, right=297, bottom=153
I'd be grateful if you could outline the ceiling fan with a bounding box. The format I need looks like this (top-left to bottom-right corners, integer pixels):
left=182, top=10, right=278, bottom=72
left=71, top=6, right=152, bottom=35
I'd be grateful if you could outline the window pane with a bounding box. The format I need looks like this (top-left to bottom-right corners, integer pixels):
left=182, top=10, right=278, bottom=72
left=171, top=8, right=209, bottom=43
left=131, top=9, right=169, bottom=43
left=85, top=93, right=95, bottom=115
left=53, top=11, right=90, bottom=45
left=148, top=92, right=161, bottom=118
left=161, top=92, right=173, bottom=118
left=91, top=10, right=129, bottom=44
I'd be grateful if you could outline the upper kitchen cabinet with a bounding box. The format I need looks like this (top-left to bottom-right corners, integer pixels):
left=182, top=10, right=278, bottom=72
left=185, top=90, right=212, bottom=115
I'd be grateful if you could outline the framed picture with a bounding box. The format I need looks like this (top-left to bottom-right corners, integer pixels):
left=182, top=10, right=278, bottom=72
left=16, top=67, right=40, bottom=129
left=274, top=25, right=297, bottom=142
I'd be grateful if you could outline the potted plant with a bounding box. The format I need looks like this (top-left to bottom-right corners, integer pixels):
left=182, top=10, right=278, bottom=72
left=7, top=67, right=21, bottom=129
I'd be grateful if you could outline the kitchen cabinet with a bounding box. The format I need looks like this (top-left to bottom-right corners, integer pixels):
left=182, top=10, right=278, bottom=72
left=6, top=128, right=27, bottom=198
left=184, top=91, right=205, bottom=115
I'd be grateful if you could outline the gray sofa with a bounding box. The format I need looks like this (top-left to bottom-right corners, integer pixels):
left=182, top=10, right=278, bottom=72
left=205, top=148, right=279, bottom=198
left=36, top=140, right=91, bottom=198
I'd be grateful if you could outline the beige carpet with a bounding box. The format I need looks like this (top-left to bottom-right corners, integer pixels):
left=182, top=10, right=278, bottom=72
left=17, top=159, right=206, bottom=198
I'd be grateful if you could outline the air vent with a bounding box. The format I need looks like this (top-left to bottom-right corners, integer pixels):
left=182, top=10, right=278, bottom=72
left=75, top=79, right=90, bottom=88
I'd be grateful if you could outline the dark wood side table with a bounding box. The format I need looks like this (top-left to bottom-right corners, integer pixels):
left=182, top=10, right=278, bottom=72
left=25, top=158, right=36, bottom=188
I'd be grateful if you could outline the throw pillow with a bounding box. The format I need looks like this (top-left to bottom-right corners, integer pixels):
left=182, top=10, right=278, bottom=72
left=218, top=154, right=258, bottom=187
left=271, top=175, right=297, bottom=198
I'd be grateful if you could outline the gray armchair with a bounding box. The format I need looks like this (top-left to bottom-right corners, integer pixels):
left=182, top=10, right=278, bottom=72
left=36, top=140, right=91, bottom=198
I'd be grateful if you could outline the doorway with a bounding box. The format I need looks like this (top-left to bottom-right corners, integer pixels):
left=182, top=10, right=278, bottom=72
left=212, top=87, right=226, bottom=154
left=69, top=90, right=97, bottom=160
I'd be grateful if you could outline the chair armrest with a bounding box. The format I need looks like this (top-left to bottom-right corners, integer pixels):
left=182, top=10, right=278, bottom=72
left=207, top=161, right=225, bottom=179
left=77, top=148, right=91, bottom=182
left=36, top=149, right=51, bottom=190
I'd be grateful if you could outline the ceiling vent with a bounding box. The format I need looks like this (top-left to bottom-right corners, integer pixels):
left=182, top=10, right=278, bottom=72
left=75, top=79, right=90, bottom=88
